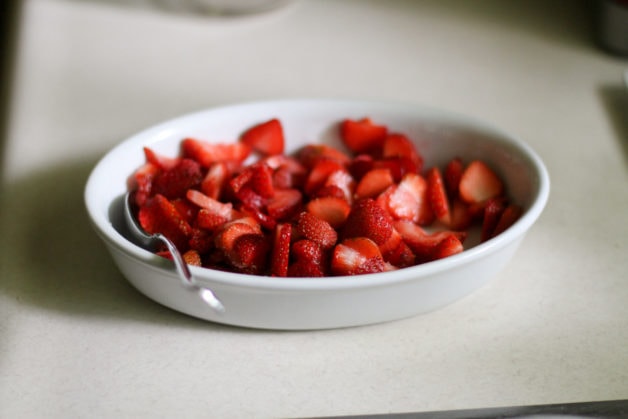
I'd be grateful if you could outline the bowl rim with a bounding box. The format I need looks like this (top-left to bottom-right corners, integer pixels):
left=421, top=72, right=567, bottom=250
left=85, top=98, right=550, bottom=292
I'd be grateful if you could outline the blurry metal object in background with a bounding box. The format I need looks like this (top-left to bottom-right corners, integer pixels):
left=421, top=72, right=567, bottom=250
left=597, top=0, right=628, bottom=56
left=0, top=0, right=22, bottom=177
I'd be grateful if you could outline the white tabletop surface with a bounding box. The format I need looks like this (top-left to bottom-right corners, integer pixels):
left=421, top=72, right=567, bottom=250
left=1, top=0, right=627, bottom=417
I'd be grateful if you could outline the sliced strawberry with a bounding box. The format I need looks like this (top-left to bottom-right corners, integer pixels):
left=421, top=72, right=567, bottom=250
left=426, top=167, right=451, bottom=225
left=297, top=144, right=351, bottom=169
left=182, top=138, right=251, bottom=167
left=266, top=188, right=303, bottom=221
left=373, top=157, right=419, bottom=182
left=449, top=198, right=473, bottom=230
left=171, top=197, right=197, bottom=224
left=214, top=219, right=262, bottom=255
left=491, top=204, right=523, bottom=238
left=324, top=169, right=355, bottom=203
left=339, top=118, right=388, bottom=154
left=201, top=162, right=229, bottom=200
left=382, top=133, right=423, bottom=172
left=310, top=184, right=346, bottom=200
left=262, top=155, right=307, bottom=189
left=295, top=211, right=338, bottom=249
left=431, top=234, right=464, bottom=260
left=394, top=220, right=465, bottom=263
left=354, top=168, right=394, bottom=200
left=182, top=249, right=202, bottom=266
left=378, top=173, right=434, bottom=226
left=143, top=147, right=180, bottom=171
left=240, top=118, right=284, bottom=156
left=330, top=237, right=386, bottom=276
left=229, top=162, right=275, bottom=199
left=238, top=204, right=277, bottom=231
left=138, top=194, right=193, bottom=251
left=342, top=198, right=394, bottom=245
left=229, top=233, right=269, bottom=274
left=152, top=158, right=203, bottom=200
left=291, top=239, right=325, bottom=265
left=459, top=160, right=504, bottom=204
left=480, top=197, right=507, bottom=242
left=270, top=223, right=292, bottom=277
left=288, top=259, right=325, bottom=277
left=348, top=154, right=375, bottom=180
left=188, top=228, right=214, bottom=254
left=304, top=159, right=347, bottom=196
left=444, top=157, right=464, bottom=199
left=130, top=162, right=159, bottom=206
left=306, top=196, right=352, bottom=229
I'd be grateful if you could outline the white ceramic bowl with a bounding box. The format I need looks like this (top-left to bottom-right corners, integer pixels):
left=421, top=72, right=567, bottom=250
left=85, top=99, right=549, bottom=330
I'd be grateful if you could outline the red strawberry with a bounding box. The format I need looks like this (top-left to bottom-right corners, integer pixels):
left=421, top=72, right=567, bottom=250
left=143, top=147, right=180, bottom=171
left=262, top=155, right=307, bottom=189
left=306, top=196, right=352, bottom=229
left=324, top=169, right=355, bottom=203
left=297, top=144, right=350, bottom=168
left=138, top=194, right=193, bottom=251
left=240, top=118, right=284, bottom=156
left=152, top=158, right=203, bottom=200
left=342, top=198, right=394, bottom=245
left=130, top=162, right=159, bottom=206
left=182, top=138, right=251, bottom=167
left=444, top=157, right=464, bottom=199
left=354, top=168, right=394, bottom=200
left=238, top=204, right=277, bottom=231
left=459, top=160, right=504, bottom=204
left=230, top=233, right=269, bottom=274
left=348, top=154, right=375, bottom=180
left=182, top=249, right=202, bottom=266
left=394, top=220, right=465, bottom=263
left=426, top=167, right=451, bottom=226
left=310, top=184, right=346, bottom=200
left=431, top=234, right=464, bottom=260
left=201, top=162, right=229, bottom=200
left=449, top=198, right=473, bottom=230
left=304, top=159, right=347, bottom=196
left=491, top=204, right=523, bottom=237
left=382, top=133, right=423, bottom=172
left=480, top=197, right=507, bottom=242
left=378, top=173, right=434, bottom=226
left=229, top=163, right=275, bottom=199
left=188, top=228, right=214, bottom=254
left=295, top=211, right=338, bottom=249
left=266, top=188, right=303, bottom=221
left=330, top=237, right=386, bottom=276
left=214, top=218, right=262, bottom=256
left=339, top=118, right=388, bottom=154
left=270, top=223, right=292, bottom=277
left=288, top=259, right=325, bottom=277
left=291, top=239, right=325, bottom=265
left=373, top=157, right=419, bottom=182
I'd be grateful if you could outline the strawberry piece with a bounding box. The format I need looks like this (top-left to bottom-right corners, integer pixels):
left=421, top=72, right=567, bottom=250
left=297, top=144, right=351, bottom=169
left=262, top=155, right=307, bottom=189
left=480, top=197, right=507, bottom=242
left=459, top=160, right=504, bottom=204
left=348, top=154, right=375, bottom=180
left=342, top=198, right=394, bottom=245
left=324, top=169, right=355, bottom=203
left=130, top=162, right=159, bottom=206
left=266, top=188, right=303, bottom=221
left=183, top=249, right=202, bottom=266
left=182, top=138, right=251, bottom=167
left=171, top=197, right=197, bottom=224
left=291, top=239, right=325, bottom=265
left=288, top=259, right=325, bottom=277
left=188, top=228, right=214, bottom=254
left=339, top=118, right=388, bottom=154
left=304, top=159, right=347, bottom=196
left=201, top=162, right=229, bottom=200
left=138, top=194, right=193, bottom=251
left=240, top=118, right=284, bottom=156
left=143, top=147, right=180, bottom=171
left=152, top=158, right=203, bottom=200
left=310, top=184, right=346, bottom=200
left=354, top=168, right=394, bottom=200
left=295, top=211, right=338, bottom=249
left=377, top=227, right=415, bottom=267
left=394, top=220, right=465, bottom=263
left=214, top=218, right=261, bottom=255
left=444, top=157, right=464, bottom=199
left=230, top=233, right=269, bottom=274
left=426, top=167, right=451, bottom=226
left=373, top=157, right=419, bottom=182
left=491, top=204, right=523, bottom=238
left=449, top=198, right=473, bottom=230
left=306, top=196, right=352, bottom=229
left=270, top=223, right=292, bottom=277
left=330, top=237, right=386, bottom=276
left=239, top=204, right=277, bottom=231
left=378, top=173, right=434, bottom=226
left=431, top=234, right=464, bottom=260
left=229, top=163, right=275, bottom=199
left=382, top=133, right=423, bottom=172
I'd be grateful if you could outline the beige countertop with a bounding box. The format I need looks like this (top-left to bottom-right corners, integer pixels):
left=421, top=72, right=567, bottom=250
left=1, top=0, right=627, bottom=417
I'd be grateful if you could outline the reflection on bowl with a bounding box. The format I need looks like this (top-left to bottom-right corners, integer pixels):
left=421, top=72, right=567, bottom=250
left=85, top=99, right=549, bottom=330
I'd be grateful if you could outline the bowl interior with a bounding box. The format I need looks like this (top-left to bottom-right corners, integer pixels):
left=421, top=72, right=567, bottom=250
left=85, top=99, right=549, bottom=287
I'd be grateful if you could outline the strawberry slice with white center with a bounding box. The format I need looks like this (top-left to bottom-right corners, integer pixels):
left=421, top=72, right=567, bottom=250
left=306, top=196, right=351, bottom=229
left=270, top=223, right=292, bottom=277
left=182, top=138, right=251, bottom=167
left=426, top=167, right=451, bottom=226
left=459, top=160, right=504, bottom=204
left=354, top=168, right=394, bottom=200
left=330, top=237, right=386, bottom=276
left=295, top=211, right=338, bottom=249
left=240, top=118, right=284, bottom=156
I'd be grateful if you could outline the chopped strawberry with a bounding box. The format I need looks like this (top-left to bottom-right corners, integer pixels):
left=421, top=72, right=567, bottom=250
left=449, top=198, right=473, bottom=230
left=138, top=194, right=193, bottom=251
left=288, top=259, right=325, bottom=277
left=330, top=237, right=386, bottom=276
left=291, top=239, right=325, bottom=265
left=152, top=158, right=203, bottom=200
left=238, top=204, right=277, bottom=231
left=201, top=162, right=229, bottom=200
left=262, top=155, right=307, bottom=189
left=188, top=228, right=214, bottom=254
left=348, top=154, right=375, bottom=180
left=214, top=219, right=262, bottom=255
left=491, top=204, right=523, bottom=238
left=394, top=220, right=465, bottom=263
left=295, top=211, right=338, bottom=249
left=373, top=157, right=419, bottom=182
left=130, top=162, right=159, bottom=206
left=339, top=118, right=388, bottom=154
left=171, top=197, right=197, bottom=224
left=183, top=249, right=202, bottom=266
left=240, top=118, right=284, bottom=156
left=378, top=173, right=434, bottom=226
left=426, top=167, right=451, bottom=226
left=182, top=138, right=251, bottom=167
left=270, top=223, right=292, bottom=277
left=342, top=198, right=394, bottom=245
left=354, top=168, right=394, bottom=200
left=324, top=169, right=355, bottom=203
left=444, top=157, right=464, bottom=199
left=266, top=188, right=303, bottom=221
left=480, top=197, right=507, bottom=242
left=143, top=147, right=180, bottom=171
left=229, top=233, right=269, bottom=274
left=229, top=162, right=275, bottom=199
left=382, top=133, right=423, bottom=172
left=310, top=184, right=347, bottom=200
left=306, top=196, right=352, bottom=229
left=459, top=160, right=504, bottom=204
left=304, top=159, right=347, bottom=196
left=297, top=144, right=351, bottom=168
left=431, top=234, right=464, bottom=260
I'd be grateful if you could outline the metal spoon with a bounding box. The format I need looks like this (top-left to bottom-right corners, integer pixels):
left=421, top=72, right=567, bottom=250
left=123, top=192, right=225, bottom=313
